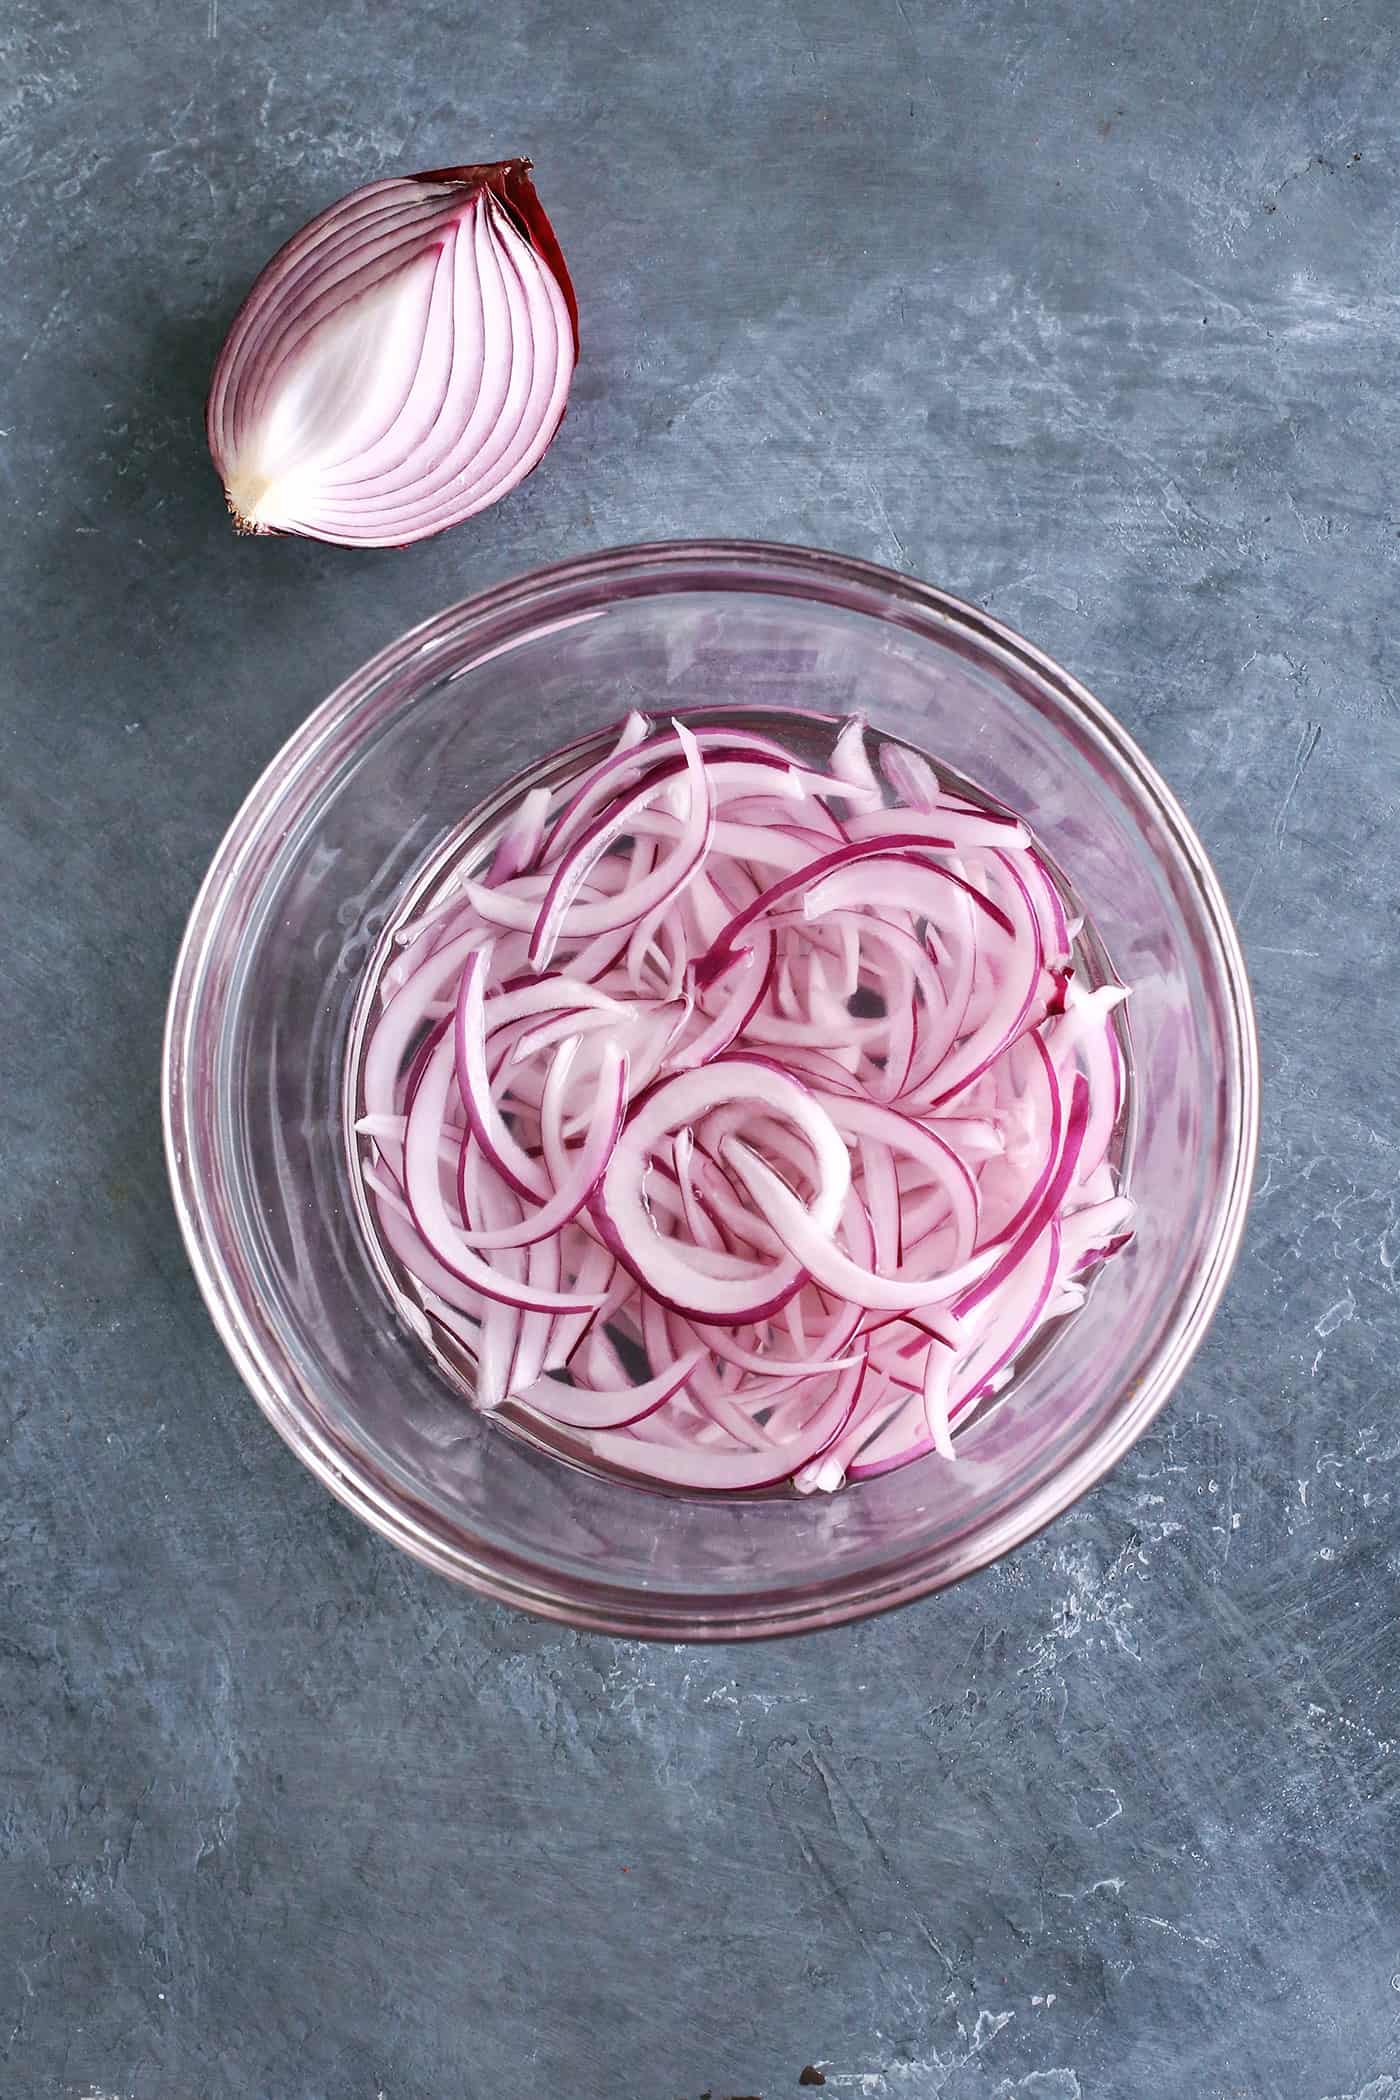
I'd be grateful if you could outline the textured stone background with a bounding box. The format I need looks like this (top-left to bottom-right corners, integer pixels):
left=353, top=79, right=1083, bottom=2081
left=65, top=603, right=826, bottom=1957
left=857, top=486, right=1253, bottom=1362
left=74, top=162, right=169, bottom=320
left=4, top=0, right=1399, bottom=2095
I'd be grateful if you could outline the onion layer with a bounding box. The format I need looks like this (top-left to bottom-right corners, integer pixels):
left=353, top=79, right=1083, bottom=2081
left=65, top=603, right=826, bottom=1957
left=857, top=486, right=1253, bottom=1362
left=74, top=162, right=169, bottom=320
left=354, top=714, right=1134, bottom=1492
left=207, top=160, right=577, bottom=548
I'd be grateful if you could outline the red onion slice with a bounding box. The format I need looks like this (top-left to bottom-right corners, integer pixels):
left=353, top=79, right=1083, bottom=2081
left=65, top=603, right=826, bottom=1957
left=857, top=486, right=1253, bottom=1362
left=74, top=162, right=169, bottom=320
left=596, top=1061, right=849, bottom=1323
left=831, top=717, right=883, bottom=806
left=512, top=1345, right=707, bottom=1432
left=403, top=1033, right=603, bottom=1314
left=458, top=1041, right=627, bottom=1249
left=723, top=1140, right=991, bottom=1312
left=453, top=945, right=551, bottom=1198
left=580, top=1357, right=865, bottom=1493
left=527, top=723, right=714, bottom=969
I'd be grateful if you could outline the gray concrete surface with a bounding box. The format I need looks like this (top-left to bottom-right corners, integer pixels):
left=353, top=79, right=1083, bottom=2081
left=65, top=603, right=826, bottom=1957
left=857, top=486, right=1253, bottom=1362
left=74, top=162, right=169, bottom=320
left=4, top=0, right=1400, bottom=2094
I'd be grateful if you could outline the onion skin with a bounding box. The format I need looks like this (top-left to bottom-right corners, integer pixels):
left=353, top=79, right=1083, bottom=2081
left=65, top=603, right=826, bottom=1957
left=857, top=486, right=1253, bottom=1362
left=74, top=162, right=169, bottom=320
left=207, top=159, right=577, bottom=549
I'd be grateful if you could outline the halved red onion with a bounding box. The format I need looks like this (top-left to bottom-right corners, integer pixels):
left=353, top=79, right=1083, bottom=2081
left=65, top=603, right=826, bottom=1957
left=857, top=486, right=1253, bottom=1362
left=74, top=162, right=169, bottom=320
left=207, top=160, right=577, bottom=548
left=355, top=712, right=1134, bottom=1491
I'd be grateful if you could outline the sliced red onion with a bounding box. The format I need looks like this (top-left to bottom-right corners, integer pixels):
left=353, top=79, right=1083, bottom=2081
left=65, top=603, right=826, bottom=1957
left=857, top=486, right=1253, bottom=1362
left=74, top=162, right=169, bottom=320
left=845, top=804, right=1029, bottom=854
left=723, top=1140, right=987, bottom=1312
left=486, top=786, right=551, bottom=886
left=581, top=1356, right=864, bottom=1492
left=831, top=717, right=883, bottom=806
left=846, top=1221, right=1066, bottom=1482
left=355, top=711, right=1133, bottom=1490
left=597, top=1060, right=850, bottom=1322
left=819, top=1095, right=979, bottom=1262
left=454, top=945, right=551, bottom=1198
left=402, top=1032, right=602, bottom=1313
left=207, top=161, right=576, bottom=548
left=527, top=723, right=714, bottom=969
left=879, top=742, right=940, bottom=811
left=362, top=926, right=485, bottom=1122
left=953, top=1074, right=1089, bottom=1318
left=541, top=728, right=798, bottom=866
left=458, top=1041, right=627, bottom=1249
left=694, top=834, right=1015, bottom=989
left=910, top=854, right=1045, bottom=1105
left=512, top=1344, right=706, bottom=1431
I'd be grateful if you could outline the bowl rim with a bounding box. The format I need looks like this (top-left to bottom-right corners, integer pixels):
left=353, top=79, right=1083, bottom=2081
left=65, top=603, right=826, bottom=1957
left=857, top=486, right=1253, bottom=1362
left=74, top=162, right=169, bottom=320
left=163, top=536, right=1260, bottom=1640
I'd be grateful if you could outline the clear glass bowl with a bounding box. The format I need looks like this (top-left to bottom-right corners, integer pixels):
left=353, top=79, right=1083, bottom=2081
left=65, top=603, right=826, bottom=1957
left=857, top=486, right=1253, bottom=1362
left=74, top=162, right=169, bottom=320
left=163, top=540, right=1258, bottom=1640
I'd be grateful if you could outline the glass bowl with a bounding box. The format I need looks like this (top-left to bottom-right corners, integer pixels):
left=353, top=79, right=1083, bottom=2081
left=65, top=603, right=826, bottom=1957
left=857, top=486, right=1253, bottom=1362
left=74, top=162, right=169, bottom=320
left=163, top=540, right=1258, bottom=1640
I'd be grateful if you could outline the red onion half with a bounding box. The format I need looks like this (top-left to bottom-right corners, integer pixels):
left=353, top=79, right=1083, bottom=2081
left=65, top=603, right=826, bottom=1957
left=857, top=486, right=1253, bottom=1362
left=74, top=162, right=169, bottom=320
left=353, top=715, right=1134, bottom=1493
left=207, top=161, right=577, bottom=548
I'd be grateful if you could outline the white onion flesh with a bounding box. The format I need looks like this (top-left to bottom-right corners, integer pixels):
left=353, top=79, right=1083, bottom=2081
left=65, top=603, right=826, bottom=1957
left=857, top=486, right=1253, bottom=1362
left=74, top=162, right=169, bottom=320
left=207, top=161, right=577, bottom=548
left=354, top=714, right=1134, bottom=1493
